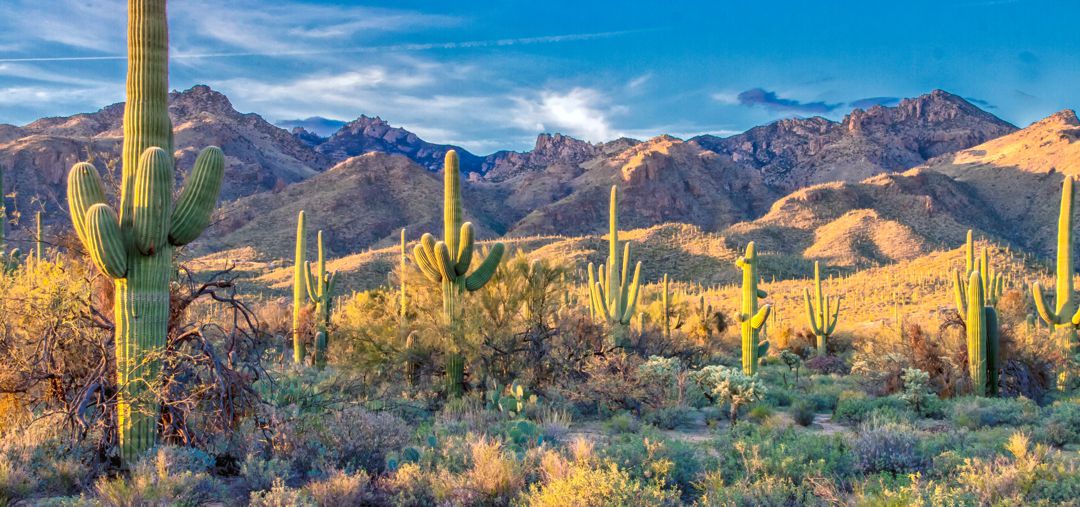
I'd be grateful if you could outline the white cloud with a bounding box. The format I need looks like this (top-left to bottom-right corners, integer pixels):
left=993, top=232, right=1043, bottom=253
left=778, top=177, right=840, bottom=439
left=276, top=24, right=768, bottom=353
left=511, top=88, right=618, bottom=143
left=711, top=92, right=741, bottom=105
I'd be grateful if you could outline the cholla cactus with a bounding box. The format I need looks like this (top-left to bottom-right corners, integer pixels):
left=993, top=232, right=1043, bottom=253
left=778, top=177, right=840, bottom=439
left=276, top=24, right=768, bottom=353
left=412, top=150, right=505, bottom=396
left=64, top=0, right=225, bottom=463
left=691, top=365, right=766, bottom=427
left=736, top=242, right=771, bottom=375
left=804, top=261, right=840, bottom=356
left=305, top=230, right=336, bottom=370
left=588, top=185, right=642, bottom=346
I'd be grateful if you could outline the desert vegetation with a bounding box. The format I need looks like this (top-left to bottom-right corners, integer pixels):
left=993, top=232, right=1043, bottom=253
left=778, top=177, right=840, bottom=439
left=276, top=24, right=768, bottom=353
left=1, top=1, right=1079, bottom=506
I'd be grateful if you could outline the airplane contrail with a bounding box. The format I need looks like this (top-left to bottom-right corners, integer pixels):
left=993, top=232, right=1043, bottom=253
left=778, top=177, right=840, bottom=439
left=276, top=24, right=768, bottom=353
left=0, top=29, right=658, bottom=63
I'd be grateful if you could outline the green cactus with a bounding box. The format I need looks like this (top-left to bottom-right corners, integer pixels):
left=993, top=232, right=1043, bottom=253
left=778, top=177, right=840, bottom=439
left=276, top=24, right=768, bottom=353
left=588, top=185, right=642, bottom=346
left=804, top=261, right=840, bottom=356
left=661, top=274, right=672, bottom=340
left=964, top=271, right=1000, bottom=396
left=412, top=150, right=505, bottom=397
left=696, top=294, right=715, bottom=341
left=34, top=211, right=42, bottom=262
left=0, top=164, right=16, bottom=275
left=292, top=210, right=308, bottom=364
left=736, top=242, right=771, bottom=375
left=64, top=0, right=225, bottom=464
left=954, top=230, right=1004, bottom=312
left=399, top=227, right=408, bottom=322
left=0, top=164, right=4, bottom=250
left=305, top=230, right=337, bottom=370
left=1032, top=177, right=1080, bottom=347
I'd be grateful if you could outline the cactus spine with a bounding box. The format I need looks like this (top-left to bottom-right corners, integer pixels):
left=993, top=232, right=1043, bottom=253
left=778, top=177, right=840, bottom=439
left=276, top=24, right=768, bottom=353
left=804, top=261, right=840, bottom=356
left=965, top=271, right=1000, bottom=396
left=588, top=185, right=642, bottom=346
left=736, top=242, right=771, bottom=374
left=65, top=0, right=225, bottom=464
left=305, top=231, right=336, bottom=370
left=412, top=150, right=505, bottom=396
left=293, top=211, right=308, bottom=364
left=1032, top=177, right=1080, bottom=346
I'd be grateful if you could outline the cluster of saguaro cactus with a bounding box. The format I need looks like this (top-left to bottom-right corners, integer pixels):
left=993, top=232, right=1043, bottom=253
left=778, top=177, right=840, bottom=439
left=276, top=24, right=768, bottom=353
left=305, top=230, right=336, bottom=370
left=962, top=270, right=1001, bottom=396
left=736, top=242, right=771, bottom=375
left=412, top=150, right=505, bottom=397
left=65, top=0, right=225, bottom=464
left=804, top=261, right=840, bottom=356
left=588, top=185, right=642, bottom=346
left=1032, top=177, right=1080, bottom=343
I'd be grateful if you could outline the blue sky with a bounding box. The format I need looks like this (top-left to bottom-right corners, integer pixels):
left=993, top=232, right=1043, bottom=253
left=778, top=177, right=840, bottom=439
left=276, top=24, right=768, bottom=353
left=0, top=0, right=1077, bottom=153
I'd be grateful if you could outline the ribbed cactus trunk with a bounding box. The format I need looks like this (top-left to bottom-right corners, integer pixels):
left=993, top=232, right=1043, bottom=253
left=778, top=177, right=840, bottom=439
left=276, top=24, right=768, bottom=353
left=305, top=230, right=336, bottom=370
left=34, top=211, right=42, bottom=262
left=65, top=0, right=224, bottom=464
left=1032, top=177, right=1078, bottom=345
left=804, top=261, right=840, bottom=356
left=736, top=242, right=771, bottom=375
left=293, top=211, right=308, bottom=364
left=965, top=271, right=1000, bottom=397
left=400, top=227, right=408, bottom=322
left=661, top=274, right=671, bottom=340
left=412, top=151, right=504, bottom=397
left=587, top=185, right=642, bottom=347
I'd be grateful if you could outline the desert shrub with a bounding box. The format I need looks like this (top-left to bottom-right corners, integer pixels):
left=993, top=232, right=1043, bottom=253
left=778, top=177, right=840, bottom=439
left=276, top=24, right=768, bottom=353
left=696, top=471, right=817, bottom=506
left=604, top=412, right=642, bottom=435
left=852, top=472, right=974, bottom=506
left=833, top=392, right=913, bottom=424
left=248, top=478, right=315, bottom=507
left=747, top=404, right=773, bottom=424
left=1037, top=400, right=1080, bottom=446
left=948, top=396, right=1039, bottom=430
left=805, top=354, right=850, bottom=375
left=0, top=416, right=95, bottom=499
left=241, top=452, right=293, bottom=492
left=536, top=406, right=573, bottom=442
left=459, top=436, right=524, bottom=504
left=567, top=352, right=648, bottom=414
left=956, top=431, right=1080, bottom=505
left=899, top=368, right=939, bottom=417
left=523, top=458, right=679, bottom=507
left=790, top=400, right=816, bottom=427
left=378, top=462, right=437, bottom=506
left=643, top=406, right=694, bottom=430
left=691, top=365, right=766, bottom=426
left=304, top=469, right=372, bottom=505
left=852, top=420, right=927, bottom=474
left=95, top=448, right=224, bottom=507
left=268, top=403, right=411, bottom=474
left=602, top=432, right=703, bottom=496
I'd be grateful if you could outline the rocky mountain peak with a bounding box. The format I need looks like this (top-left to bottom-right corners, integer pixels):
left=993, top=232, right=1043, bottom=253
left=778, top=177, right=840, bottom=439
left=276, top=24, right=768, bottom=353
left=169, top=85, right=238, bottom=117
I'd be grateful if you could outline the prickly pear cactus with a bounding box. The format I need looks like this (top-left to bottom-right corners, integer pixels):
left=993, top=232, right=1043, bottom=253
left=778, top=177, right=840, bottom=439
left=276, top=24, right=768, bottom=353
left=65, top=0, right=225, bottom=464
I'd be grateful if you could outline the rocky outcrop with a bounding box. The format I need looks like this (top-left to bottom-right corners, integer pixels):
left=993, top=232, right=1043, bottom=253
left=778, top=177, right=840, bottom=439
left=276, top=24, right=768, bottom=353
left=314, top=115, right=485, bottom=174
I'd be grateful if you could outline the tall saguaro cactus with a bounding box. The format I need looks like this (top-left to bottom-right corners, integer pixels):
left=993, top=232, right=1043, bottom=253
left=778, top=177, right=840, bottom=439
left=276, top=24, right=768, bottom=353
left=412, top=150, right=505, bottom=396
left=965, top=271, right=1001, bottom=396
left=954, top=230, right=1003, bottom=312
left=400, top=228, right=408, bottom=321
left=65, top=0, right=225, bottom=464
left=804, top=261, right=840, bottom=356
left=305, top=230, right=336, bottom=370
left=736, top=242, right=771, bottom=374
left=588, top=185, right=642, bottom=346
left=1032, top=177, right=1080, bottom=343
left=293, top=210, right=309, bottom=364
left=661, top=274, right=672, bottom=340
left=35, top=211, right=43, bottom=262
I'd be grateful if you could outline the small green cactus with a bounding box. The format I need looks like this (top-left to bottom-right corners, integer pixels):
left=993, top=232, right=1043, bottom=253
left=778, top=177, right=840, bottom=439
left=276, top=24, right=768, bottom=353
left=412, top=150, right=505, bottom=397
left=804, top=261, right=840, bottom=356
left=736, top=242, right=771, bottom=375
left=588, top=185, right=642, bottom=346
left=305, top=230, right=337, bottom=370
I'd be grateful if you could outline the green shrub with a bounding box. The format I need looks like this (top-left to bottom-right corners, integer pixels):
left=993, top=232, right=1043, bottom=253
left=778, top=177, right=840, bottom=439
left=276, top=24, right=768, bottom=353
left=853, top=421, right=927, bottom=474
left=95, top=448, right=224, bottom=507
left=834, top=393, right=912, bottom=424
left=523, top=460, right=680, bottom=506
left=696, top=471, right=819, bottom=506
left=241, top=452, right=293, bottom=492
left=790, top=400, right=816, bottom=427
left=604, top=412, right=641, bottom=435
left=1037, top=400, right=1080, bottom=446
left=949, top=396, right=1039, bottom=430
left=643, top=406, right=694, bottom=430
left=248, top=478, right=315, bottom=507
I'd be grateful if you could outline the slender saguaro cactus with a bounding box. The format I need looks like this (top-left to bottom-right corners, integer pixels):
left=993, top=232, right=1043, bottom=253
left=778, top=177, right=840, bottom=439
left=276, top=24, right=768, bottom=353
left=736, top=242, right=771, bottom=374
left=400, top=228, right=408, bottom=321
left=65, top=0, right=225, bottom=464
left=1032, top=177, right=1080, bottom=344
left=804, top=261, right=840, bottom=356
left=954, top=230, right=1003, bottom=312
left=0, top=164, right=4, bottom=250
left=588, top=185, right=642, bottom=346
left=293, top=210, right=308, bottom=364
left=965, top=271, right=1001, bottom=396
left=35, top=211, right=42, bottom=262
left=661, top=274, right=672, bottom=340
left=412, top=150, right=505, bottom=396
left=305, top=230, right=336, bottom=370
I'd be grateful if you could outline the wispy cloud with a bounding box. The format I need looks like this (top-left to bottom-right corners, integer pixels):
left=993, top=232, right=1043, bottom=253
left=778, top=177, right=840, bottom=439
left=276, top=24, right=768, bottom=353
left=511, top=88, right=620, bottom=143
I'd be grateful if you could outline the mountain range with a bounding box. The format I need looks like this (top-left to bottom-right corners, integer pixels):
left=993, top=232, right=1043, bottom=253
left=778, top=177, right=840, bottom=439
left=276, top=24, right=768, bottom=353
left=2, top=85, right=1074, bottom=280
